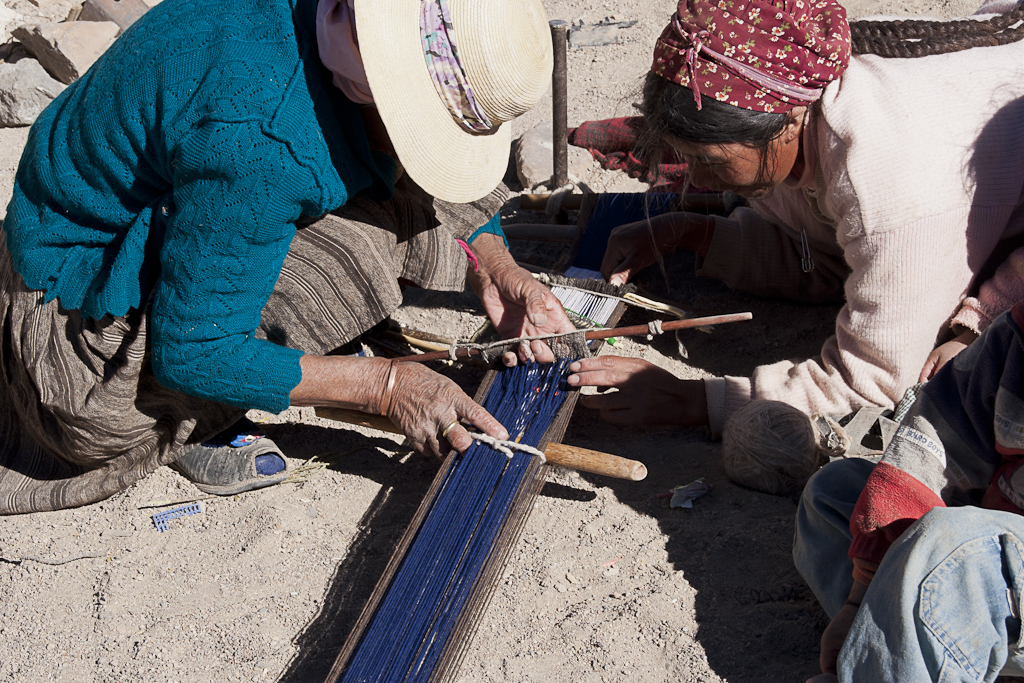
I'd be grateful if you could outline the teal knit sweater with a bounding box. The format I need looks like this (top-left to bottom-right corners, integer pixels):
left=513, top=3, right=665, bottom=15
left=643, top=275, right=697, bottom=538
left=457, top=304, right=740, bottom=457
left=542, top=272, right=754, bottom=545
left=5, top=0, right=402, bottom=413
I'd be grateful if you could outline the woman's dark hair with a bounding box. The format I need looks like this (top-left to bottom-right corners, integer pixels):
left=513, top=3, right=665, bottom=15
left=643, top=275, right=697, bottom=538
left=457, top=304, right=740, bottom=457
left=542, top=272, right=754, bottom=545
left=639, top=3, right=1024, bottom=188
left=637, top=71, right=790, bottom=194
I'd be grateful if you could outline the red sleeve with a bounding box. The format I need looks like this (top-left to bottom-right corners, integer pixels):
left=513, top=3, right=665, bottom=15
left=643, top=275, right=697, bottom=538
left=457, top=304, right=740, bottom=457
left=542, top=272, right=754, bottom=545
left=849, top=462, right=945, bottom=583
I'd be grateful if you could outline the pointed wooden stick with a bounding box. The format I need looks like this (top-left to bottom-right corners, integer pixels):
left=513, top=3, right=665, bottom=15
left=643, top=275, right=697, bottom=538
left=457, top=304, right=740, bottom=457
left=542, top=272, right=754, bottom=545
left=389, top=311, right=752, bottom=363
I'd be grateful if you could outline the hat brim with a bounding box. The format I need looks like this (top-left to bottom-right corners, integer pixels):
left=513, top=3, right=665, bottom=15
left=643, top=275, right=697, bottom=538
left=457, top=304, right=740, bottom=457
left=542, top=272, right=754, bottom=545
left=356, top=0, right=512, bottom=204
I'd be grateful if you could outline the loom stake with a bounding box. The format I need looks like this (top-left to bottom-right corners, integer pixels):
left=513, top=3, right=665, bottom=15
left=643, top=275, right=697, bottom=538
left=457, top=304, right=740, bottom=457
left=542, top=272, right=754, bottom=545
left=389, top=311, right=753, bottom=363
left=314, top=407, right=647, bottom=481
left=550, top=19, right=569, bottom=191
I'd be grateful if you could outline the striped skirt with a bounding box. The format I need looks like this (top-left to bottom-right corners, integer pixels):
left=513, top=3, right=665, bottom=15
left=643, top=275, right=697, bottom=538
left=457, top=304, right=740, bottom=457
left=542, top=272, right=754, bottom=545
left=0, top=181, right=504, bottom=514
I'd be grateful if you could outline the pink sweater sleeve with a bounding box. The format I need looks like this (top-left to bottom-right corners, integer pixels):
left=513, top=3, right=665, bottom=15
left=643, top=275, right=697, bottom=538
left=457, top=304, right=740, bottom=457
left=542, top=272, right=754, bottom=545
left=951, top=245, right=1024, bottom=334
left=703, top=206, right=1009, bottom=436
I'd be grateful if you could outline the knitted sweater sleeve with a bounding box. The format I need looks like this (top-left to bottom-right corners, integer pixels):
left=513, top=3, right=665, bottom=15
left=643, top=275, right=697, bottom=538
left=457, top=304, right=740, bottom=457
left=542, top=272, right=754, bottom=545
left=705, top=209, right=983, bottom=435
left=699, top=207, right=849, bottom=304
left=150, top=120, right=316, bottom=413
left=952, top=244, right=1024, bottom=334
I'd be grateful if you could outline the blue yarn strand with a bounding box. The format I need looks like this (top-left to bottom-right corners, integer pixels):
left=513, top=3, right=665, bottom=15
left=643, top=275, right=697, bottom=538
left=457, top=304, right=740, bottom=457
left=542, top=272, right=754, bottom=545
left=340, top=359, right=573, bottom=683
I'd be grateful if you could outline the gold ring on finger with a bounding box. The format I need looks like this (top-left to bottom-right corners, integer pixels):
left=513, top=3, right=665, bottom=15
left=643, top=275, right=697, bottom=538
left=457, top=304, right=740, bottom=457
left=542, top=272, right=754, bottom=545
left=441, top=420, right=460, bottom=439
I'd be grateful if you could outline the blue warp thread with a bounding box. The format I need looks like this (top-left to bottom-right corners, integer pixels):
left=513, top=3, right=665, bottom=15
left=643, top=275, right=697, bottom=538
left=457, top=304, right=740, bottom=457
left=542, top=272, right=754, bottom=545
left=340, top=359, right=575, bottom=682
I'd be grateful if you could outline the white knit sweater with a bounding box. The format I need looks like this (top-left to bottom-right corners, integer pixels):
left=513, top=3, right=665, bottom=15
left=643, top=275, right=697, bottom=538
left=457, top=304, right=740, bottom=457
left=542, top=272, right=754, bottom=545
left=701, top=38, right=1024, bottom=436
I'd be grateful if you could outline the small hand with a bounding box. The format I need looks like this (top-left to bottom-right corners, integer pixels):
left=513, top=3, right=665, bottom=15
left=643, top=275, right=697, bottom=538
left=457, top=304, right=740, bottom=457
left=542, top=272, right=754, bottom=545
left=386, top=362, right=508, bottom=458
left=566, top=356, right=708, bottom=426
left=919, top=330, right=978, bottom=382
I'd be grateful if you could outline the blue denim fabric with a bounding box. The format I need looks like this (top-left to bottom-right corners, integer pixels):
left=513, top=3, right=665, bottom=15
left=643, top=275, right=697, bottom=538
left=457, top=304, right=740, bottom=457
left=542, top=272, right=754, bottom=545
left=794, top=458, right=877, bottom=618
left=795, top=459, right=1024, bottom=682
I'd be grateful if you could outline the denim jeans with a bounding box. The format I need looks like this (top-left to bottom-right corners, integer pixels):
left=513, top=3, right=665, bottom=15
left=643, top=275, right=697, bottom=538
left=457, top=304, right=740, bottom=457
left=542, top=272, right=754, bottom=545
left=795, top=458, right=1024, bottom=682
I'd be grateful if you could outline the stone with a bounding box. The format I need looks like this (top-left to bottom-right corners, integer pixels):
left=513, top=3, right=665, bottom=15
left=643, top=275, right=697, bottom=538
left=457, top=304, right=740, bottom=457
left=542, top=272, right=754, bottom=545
left=515, top=121, right=593, bottom=190
left=0, top=3, right=23, bottom=42
left=14, top=20, right=119, bottom=84
left=569, top=19, right=638, bottom=49
left=79, top=0, right=150, bottom=32
left=0, top=58, right=65, bottom=126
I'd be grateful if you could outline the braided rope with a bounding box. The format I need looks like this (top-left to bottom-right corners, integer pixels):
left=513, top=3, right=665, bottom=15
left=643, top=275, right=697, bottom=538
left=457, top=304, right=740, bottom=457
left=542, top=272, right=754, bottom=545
left=850, top=4, right=1024, bottom=58
left=469, top=432, right=547, bottom=462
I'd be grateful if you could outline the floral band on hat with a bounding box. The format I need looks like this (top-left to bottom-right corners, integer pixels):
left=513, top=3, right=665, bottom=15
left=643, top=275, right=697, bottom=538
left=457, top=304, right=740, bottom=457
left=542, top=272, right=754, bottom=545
left=651, top=0, right=852, bottom=113
left=420, top=0, right=493, bottom=133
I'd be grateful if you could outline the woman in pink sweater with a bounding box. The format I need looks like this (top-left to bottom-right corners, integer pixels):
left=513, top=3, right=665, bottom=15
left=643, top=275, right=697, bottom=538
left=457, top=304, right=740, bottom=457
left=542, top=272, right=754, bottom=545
left=568, top=0, right=1024, bottom=439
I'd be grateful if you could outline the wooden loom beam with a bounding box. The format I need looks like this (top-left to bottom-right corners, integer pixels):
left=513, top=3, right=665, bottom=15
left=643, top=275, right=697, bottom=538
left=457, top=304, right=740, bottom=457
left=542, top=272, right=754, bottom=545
left=315, top=407, right=648, bottom=481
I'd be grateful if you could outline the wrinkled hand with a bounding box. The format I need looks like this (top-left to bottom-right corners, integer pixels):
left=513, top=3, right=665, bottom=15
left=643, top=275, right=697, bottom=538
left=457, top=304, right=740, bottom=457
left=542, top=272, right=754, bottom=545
left=566, top=356, right=708, bottom=426
left=919, top=330, right=978, bottom=382
left=600, top=213, right=714, bottom=286
left=386, top=362, right=508, bottom=458
left=469, top=235, right=574, bottom=365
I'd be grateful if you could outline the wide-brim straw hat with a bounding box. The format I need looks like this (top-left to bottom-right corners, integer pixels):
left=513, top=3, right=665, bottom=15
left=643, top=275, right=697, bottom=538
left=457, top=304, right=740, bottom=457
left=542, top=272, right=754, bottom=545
left=355, top=0, right=552, bottom=203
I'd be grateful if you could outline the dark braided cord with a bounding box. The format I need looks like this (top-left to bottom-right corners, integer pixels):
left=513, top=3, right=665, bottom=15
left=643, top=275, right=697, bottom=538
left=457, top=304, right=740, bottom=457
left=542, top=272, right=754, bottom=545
left=851, top=4, right=1024, bottom=57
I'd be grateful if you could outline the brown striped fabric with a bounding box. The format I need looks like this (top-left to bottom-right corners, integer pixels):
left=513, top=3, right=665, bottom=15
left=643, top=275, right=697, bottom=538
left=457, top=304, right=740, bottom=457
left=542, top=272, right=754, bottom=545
left=0, top=180, right=505, bottom=514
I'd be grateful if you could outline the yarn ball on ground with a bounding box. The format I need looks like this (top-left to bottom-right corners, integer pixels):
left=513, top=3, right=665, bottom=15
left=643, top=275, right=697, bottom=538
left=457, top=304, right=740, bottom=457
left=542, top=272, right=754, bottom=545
left=722, top=400, right=843, bottom=496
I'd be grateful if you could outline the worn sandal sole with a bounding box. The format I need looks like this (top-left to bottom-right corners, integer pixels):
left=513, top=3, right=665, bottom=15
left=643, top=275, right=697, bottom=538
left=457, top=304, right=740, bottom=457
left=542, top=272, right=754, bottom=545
left=171, top=438, right=289, bottom=496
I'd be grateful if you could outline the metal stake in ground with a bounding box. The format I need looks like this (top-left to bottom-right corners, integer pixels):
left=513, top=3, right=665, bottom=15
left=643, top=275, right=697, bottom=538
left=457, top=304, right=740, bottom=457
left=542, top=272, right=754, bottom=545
left=549, top=20, right=569, bottom=191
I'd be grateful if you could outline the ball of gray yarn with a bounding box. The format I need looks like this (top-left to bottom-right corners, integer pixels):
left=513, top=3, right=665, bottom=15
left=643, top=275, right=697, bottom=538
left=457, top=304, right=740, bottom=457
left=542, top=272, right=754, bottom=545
left=722, top=400, right=828, bottom=496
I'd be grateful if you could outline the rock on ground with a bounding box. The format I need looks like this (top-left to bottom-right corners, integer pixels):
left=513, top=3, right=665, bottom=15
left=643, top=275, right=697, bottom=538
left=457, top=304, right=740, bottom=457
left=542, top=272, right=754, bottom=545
left=13, top=20, right=119, bottom=84
left=0, top=3, right=23, bottom=43
left=78, top=0, right=151, bottom=32
left=516, top=121, right=594, bottom=190
left=0, top=58, right=65, bottom=126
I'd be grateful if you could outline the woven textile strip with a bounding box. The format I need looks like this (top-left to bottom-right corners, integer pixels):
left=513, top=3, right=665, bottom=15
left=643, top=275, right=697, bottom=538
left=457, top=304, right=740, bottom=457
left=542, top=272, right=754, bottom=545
left=326, top=360, right=577, bottom=683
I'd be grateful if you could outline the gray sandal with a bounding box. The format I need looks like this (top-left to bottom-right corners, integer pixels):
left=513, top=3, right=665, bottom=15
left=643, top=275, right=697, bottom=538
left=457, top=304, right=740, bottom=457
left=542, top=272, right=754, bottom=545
left=172, top=437, right=289, bottom=495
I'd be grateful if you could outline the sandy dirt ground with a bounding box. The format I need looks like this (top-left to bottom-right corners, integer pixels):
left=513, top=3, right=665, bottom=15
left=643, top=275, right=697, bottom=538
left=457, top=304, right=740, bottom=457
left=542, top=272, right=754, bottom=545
left=0, top=0, right=984, bottom=681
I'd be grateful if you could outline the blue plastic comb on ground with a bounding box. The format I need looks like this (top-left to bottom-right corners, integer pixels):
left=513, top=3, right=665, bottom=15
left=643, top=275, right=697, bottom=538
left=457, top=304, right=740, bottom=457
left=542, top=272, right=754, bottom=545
left=152, top=503, right=203, bottom=532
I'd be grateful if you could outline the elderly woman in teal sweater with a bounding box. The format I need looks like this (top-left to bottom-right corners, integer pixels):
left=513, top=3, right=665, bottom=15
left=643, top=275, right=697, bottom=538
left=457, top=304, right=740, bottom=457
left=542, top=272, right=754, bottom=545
left=0, top=0, right=570, bottom=513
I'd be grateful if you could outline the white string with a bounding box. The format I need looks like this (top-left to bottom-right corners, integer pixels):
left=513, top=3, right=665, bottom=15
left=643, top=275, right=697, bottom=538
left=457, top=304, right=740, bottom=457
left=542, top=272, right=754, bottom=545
left=541, top=182, right=578, bottom=219
left=648, top=319, right=664, bottom=336
left=470, top=432, right=547, bottom=463
left=444, top=329, right=588, bottom=363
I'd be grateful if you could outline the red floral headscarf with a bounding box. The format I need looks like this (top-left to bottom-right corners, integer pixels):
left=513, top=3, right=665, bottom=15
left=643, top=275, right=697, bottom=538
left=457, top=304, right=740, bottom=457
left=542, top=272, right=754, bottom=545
left=651, top=0, right=851, bottom=113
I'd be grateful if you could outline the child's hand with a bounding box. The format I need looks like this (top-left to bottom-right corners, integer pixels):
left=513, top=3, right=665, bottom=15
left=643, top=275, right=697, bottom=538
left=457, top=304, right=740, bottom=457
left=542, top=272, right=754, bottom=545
left=919, top=330, right=978, bottom=382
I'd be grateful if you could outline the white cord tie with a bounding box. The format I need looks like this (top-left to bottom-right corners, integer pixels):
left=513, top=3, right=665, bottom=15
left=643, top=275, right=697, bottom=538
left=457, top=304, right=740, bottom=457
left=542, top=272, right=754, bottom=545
left=648, top=319, right=664, bottom=336
left=470, top=432, right=547, bottom=463
left=541, top=181, right=578, bottom=219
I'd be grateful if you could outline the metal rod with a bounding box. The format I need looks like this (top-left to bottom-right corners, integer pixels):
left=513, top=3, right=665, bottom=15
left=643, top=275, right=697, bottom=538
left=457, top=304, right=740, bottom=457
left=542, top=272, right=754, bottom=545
left=390, top=312, right=753, bottom=363
left=550, top=20, right=569, bottom=190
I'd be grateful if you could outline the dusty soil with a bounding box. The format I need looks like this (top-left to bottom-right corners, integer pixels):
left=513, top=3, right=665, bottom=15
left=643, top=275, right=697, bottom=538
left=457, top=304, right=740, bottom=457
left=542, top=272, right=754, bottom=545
left=0, top=1, right=974, bottom=682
